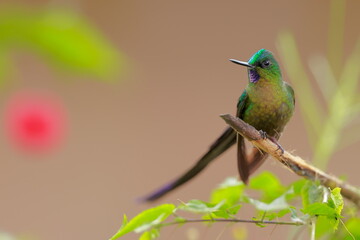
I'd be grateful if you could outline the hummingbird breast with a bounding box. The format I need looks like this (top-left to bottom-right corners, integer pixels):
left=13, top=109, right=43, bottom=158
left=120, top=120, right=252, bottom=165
left=242, top=81, right=294, bottom=139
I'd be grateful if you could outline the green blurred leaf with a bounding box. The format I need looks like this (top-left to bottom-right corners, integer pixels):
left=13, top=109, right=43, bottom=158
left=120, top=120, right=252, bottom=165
left=110, top=204, right=175, bottom=240
left=289, top=207, right=308, bottom=224
left=260, top=208, right=290, bottom=221
left=210, top=177, right=244, bottom=208
left=179, top=199, right=238, bottom=219
left=343, top=218, right=360, bottom=240
left=213, top=205, right=241, bottom=219
left=179, top=199, right=224, bottom=214
left=302, top=187, right=343, bottom=231
left=329, top=188, right=344, bottom=216
left=303, top=202, right=340, bottom=231
left=301, top=181, right=327, bottom=208
left=302, top=203, right=338, bottom=218
left=139, top=232, right=152, bottom=240
left=289, top=179, right=307, bottom=196
left=0, top=6, right=124, bottom=80
left=248, top=193, right=289, bottom=212
left=315, top=215, right=335, bottom=239
left=139, top=229, right=159, bottom=240
left=120, top=214, right=128, bottom=229
left=249, top=171, right=286, bottom=202
left=139, top=232, right=151, bottom=240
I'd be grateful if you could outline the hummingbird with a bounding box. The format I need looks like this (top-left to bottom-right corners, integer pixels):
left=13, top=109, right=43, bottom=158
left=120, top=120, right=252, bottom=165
left=144, top=49, right=295, bottom=201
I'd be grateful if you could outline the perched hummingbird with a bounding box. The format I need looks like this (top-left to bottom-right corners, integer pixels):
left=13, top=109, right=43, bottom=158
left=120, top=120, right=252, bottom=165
left=144, top=49, right=295, bottom=201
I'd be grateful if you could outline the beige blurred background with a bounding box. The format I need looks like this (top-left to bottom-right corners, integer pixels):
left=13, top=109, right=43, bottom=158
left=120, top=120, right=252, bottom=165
left=0, top=0, right=359, bottom=239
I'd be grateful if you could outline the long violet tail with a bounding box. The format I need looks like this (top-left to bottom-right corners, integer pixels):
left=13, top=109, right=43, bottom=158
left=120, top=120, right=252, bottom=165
left=143, top=127, right=236, bottom=201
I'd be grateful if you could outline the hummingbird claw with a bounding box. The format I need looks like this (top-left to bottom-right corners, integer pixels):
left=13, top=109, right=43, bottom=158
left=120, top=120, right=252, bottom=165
left=275, top=143, right=285, bottom=155
left=259, top=130, right=268, bottom=139
left=258, top=130, right=284, bottom=155
left=269, top=136, right=284, bottom=155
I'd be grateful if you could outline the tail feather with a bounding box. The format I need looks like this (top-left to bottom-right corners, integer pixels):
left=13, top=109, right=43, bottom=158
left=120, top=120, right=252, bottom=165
left=237, top=134, right=249, bottom=184
left=143, top=127, right=236, bottom=201
left=248, top=148, right=268, bottom=175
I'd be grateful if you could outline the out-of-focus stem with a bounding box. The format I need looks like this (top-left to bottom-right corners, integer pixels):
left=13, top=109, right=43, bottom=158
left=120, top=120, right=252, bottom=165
left=327, top=0, right=346, bottom=78
left=277, top=32, right=324, bottom=145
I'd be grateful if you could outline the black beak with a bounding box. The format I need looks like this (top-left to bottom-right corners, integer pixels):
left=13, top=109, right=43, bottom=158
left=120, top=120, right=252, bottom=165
left=229, top=59, right=254, bottom=69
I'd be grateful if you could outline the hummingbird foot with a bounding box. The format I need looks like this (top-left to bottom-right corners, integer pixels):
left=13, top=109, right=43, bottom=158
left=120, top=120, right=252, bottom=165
left=269, top=136, right=284, bottom=155
left=259, top=130, right=268, bottom=139
left=258, top=130, right=284, bottom=155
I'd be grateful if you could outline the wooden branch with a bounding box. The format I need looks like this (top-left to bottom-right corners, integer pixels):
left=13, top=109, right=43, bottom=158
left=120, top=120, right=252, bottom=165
left=220, top=113, right=360, bottom=207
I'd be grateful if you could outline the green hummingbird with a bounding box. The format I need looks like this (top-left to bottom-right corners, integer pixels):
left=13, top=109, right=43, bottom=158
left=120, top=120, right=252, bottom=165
left=144, top=49, right=295, bottom=201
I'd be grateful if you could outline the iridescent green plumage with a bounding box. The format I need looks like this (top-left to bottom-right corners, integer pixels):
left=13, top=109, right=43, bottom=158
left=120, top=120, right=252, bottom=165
left=144, top=49, right=295, bottom=201
left=234, top=49, right=295, bottom=182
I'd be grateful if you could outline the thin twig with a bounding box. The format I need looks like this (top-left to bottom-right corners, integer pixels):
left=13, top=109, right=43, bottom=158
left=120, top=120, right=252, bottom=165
left=220, top=113, right=360, bottom=207
left=157, top=218, right=303, bottom=229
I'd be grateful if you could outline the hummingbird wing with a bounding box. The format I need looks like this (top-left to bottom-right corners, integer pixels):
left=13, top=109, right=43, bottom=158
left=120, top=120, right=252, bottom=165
left=235, top=90, right=250, bottom=183
left=245, top=82, right=295, bottom=177
left=143, top=126, right=236, bottom=201
left=284, top=82, right=296, bottom=106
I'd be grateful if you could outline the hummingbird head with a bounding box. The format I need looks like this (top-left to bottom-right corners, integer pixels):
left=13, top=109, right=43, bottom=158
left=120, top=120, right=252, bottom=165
left=230, top=49, right=282, bottom=83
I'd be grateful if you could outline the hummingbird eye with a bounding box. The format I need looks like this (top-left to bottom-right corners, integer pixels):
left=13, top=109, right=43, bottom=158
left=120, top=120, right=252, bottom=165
left=261, top=60, right=271, bottom=68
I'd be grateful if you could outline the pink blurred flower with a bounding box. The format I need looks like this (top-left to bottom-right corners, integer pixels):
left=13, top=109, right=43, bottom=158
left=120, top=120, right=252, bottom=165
left=5, top=91, right=67, bottom=154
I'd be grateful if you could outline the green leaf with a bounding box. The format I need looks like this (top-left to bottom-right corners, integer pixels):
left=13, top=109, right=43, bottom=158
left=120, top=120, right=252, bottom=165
left=120, top=214, right=128, bottom=228
left=302, top=187, right=344, bottom=231
left=248, top=193, right=289, bottom=212
left=344, top=218, right=360, bottom=240
left=210, top=177, right=244, bottom=208
left=302, top=202, right=340, bottom=230
left=284, top=179, right=308, bottom=203
left=179, top=199, right=238, bottom=219
left=110, top=204, right=175, bottom=240
left=179, top=199, right=224, bottom=214
left=329, top=187, right=344, bottom=216
left=139, top=232, right=151, bottom=240
left=249, top=171, right=286, bottom=202
left=302, top=202, right=338, bottom=218
left=260, top=208, right=290, bottom=221
left=289, top=207, right=308, bottom=224
left=301, top=181, right=327, bottom=208
left=174, top=216, right=186, bottom=224
left=289, top=179, right=307, bottom=196
left=0, top=7, right=124, bottom=80
left=315, top=216, right=335, bottom=238
left=139, top=229, right=160, bottom=240
left=212, top=205, right=241, bottom=219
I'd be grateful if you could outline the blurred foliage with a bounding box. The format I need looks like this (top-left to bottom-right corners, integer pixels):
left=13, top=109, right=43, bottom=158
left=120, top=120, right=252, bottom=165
left=0, top=232, right=16, bottom=240
left=276, top=0, right=360, bottom=170
left=110, top=172, right=360, bottom=240
left=0, top=5, right=124, bottom=81
left=0, top=232, right=36, bottom=240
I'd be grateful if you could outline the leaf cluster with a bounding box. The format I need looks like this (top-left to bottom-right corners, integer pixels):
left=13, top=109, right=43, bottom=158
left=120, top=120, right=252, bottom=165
left=110, top=172, right=359, bottom=240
